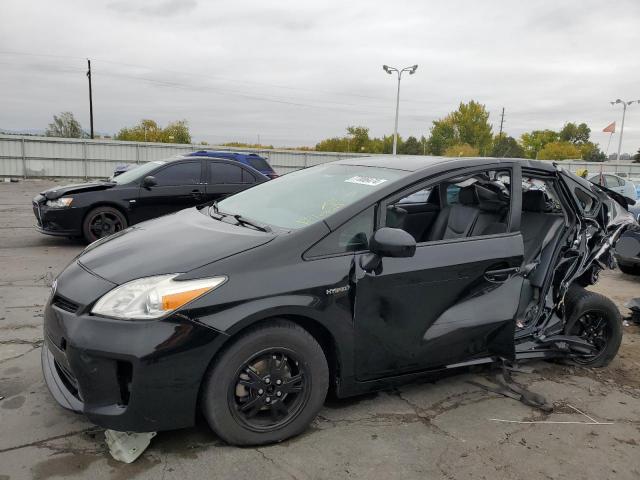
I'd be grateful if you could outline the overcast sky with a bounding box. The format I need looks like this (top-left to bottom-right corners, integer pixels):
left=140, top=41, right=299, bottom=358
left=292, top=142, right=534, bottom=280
left=1, top=0, right=639, bottom=152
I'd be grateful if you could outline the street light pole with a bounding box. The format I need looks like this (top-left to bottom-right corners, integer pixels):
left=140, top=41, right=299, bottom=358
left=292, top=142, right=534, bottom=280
left=611, top=99, right=639, bottom=161
left=383, top=64, right=418, bottom=155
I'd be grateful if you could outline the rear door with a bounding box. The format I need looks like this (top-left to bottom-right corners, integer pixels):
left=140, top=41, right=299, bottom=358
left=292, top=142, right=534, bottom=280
left=353, top=164, right=524, bottom=380
left=133, top=160, right=204, bottom=222
left=204, top=161, right=260, bottom=203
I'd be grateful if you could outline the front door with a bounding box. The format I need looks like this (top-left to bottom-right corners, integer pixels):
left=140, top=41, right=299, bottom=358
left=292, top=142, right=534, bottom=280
left=133, top=160, right=204, bottom=222
left=204, top=161, right=256, bottom=204
left=353, top=166, right=524, bottom=381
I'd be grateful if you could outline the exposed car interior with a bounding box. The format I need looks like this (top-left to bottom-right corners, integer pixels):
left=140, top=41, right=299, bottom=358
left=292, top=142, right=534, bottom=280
left=386, top=171, right=571, bottom=330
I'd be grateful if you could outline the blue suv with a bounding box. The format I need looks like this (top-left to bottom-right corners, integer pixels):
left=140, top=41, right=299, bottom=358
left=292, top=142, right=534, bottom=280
left=186, top=150, right=279, bottom=179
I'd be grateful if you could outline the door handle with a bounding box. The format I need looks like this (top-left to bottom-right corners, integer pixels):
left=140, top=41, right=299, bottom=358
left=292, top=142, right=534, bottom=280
left=191, top=189, right=203, bottom=198
left=484, top=266, right=520, bottom=283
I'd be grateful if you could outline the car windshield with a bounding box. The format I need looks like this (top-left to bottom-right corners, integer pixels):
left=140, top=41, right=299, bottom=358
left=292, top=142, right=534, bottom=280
left=217, top=163, right=406, bottom=230
left=109, top=161, right=166, bottom=184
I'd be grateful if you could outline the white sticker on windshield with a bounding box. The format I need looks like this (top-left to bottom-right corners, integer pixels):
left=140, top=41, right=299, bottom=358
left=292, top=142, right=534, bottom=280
left=345, top=176, right=388, bottom=187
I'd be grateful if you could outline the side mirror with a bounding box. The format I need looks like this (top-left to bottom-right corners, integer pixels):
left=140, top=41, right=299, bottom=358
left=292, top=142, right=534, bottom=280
left=142, top=176, right=157, bottom=188
left=369, top=227, right=416, bottom=258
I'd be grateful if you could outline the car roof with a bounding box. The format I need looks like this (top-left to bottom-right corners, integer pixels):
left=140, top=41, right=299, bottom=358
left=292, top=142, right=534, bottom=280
left=334, top=155, right=557, bottom=172
left=189, top=150, right=267, bottom=159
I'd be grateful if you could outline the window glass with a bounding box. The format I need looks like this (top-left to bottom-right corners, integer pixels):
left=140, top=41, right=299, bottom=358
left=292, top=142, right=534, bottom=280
left=154, top=161, right=201, bottom=186
left=387, top=169, right=511, bottom=243
left=110, top=160, right=166, bottom=184
left=246, top=156, right=271, bottom=171
left=605, top=175, right=623, bottom=187
left=574, top=187, right=598, bottom=214
left=209, top=162, right=243, bottom=184
left=242, top=169, right=257, bottom=183
left=218, top=164, right=405, bottom=230
left=307, top=207, right=374, bottom=257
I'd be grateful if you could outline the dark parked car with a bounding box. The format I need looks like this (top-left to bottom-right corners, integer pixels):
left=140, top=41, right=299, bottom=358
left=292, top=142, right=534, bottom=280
left=42, top=156, right=636, bottom=446
left=185, top=150, right=279, bottom=179
left=32, top=156, right=267, bottom=242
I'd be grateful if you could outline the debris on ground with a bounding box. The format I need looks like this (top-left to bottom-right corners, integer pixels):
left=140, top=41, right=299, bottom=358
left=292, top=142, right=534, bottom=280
left=105, top=430, right=157, bottom=464
left=625, top=298, right=640, bottom=325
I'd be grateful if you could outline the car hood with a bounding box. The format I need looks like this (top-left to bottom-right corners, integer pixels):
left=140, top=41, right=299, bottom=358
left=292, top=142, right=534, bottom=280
left=78, top=207, right=275, bottom=284
left=41, top=181, right=116, bottom=200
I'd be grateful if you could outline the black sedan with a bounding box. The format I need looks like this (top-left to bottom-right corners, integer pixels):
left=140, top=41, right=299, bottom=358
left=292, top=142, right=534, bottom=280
left=614, top=204, right=640, bottom=274
left=42, top=156, right=636, bottom=446
left=32, top=156, right=268, bottom=242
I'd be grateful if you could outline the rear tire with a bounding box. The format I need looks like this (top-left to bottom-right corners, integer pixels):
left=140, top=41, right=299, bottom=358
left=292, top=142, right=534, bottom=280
left=82, top=206, right=127, bottom=243
left=201, top=320, right=329, bottom=446
left=564, top=286, right=622, bottom=367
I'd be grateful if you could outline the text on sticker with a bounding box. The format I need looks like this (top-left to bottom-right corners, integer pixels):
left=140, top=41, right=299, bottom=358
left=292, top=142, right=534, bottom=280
left=345, top=176, right=388, bottom=186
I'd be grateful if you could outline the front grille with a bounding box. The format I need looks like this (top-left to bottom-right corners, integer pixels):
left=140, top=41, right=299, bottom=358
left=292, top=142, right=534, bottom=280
left=52, top=295, right=80, bottom=313
left=33, top=201, right=43, bottom=227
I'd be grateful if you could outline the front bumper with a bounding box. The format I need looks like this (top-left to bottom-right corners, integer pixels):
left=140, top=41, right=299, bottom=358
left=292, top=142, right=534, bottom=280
left=41, top=261, right=228, bottom=432
left=32, top=196, right=84, bottom=237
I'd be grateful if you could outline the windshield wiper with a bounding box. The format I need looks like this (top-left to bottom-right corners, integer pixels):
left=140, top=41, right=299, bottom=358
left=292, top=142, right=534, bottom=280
left=232, top=214, right=272, bottom=232
left=208, top=203, right=271, bottom=232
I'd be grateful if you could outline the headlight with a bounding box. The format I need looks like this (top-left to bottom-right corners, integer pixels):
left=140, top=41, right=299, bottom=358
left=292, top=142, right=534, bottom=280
left=92, top=274, right=226, bottom=320
left=46, top=197, right=73, bottom=208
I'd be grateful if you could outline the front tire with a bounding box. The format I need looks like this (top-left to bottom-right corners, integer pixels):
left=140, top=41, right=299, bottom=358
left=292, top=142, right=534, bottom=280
left=201, top=320, right=329, bottom=446
left=564, top=286, right=622, bottom=367
left=82, top=206, right=127, bottom=243
left=618, top=263, right=640, bottom=275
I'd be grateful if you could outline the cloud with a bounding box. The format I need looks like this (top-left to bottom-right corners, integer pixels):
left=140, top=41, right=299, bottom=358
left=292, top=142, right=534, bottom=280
left=0, top=0, right=638, bottom=151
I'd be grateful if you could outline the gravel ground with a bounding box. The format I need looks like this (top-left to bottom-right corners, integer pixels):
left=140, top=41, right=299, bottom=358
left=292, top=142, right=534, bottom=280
left=1, top=179, right=639, bottom=480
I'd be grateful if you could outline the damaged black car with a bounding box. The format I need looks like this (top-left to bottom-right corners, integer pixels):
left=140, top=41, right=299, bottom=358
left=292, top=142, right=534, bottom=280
left=42, top=156, right=637, bottom=446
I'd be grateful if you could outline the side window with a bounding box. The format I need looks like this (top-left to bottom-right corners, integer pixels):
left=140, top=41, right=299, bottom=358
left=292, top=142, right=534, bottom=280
left=606, top=175, right=623, bottom=187
left=242, top=169, right=257, bottom=184
left=209, top=162, right=243, bottom=184
left=306, top=207, right=375, bottom=257
left=153, top=161, right=201, bottom=186
left=574, top=187, right=598, bottom=215
left=386, top=169, right=512, bottom=243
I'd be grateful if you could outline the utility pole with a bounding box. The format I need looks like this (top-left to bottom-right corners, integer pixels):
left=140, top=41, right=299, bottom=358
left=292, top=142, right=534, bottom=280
left=498, top=107, right=505, bottom=137
left=382, top=64, right=418, bottom=155
left=87, top=59, right=94, bottom=139
left=611, top=99, right=638, bottom=162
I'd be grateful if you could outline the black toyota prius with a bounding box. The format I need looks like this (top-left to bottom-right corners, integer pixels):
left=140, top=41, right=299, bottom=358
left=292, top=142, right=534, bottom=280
left=32, top=156, right=268, bottom=242
left=42, top=156, right=636, bottom=446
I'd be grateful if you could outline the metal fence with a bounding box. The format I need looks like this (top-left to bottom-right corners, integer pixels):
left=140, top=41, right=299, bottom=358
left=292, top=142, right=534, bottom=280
left=1, top=134, right=639, bottom=180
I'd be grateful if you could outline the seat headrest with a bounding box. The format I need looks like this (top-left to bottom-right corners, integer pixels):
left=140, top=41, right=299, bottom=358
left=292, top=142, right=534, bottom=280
left=458, top=185, right=479, bottom=205
left=522, top=190, right=546, bottom=212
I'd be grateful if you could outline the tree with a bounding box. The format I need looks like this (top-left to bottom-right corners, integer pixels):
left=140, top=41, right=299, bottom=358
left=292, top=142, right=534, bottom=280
left=399, top=136, right=421, bottom=155
left=520, top=129, right=559, bottom=159
left=491, top=135, right=524, bottom=158
left=443, top=143, right=479, bottom=157
left=580, top=142, right=606, bottom=162
left=346, top=126, right=370, bottom=152
left=45, top=112, right=85, bottom=138
left=115, top=119, right=191, bottom=143
left=425, top=101, right=493, bottom=155
left=537, top=141, right=581, bottom=160
left=633, top=148, right=640, bottom=163
left=559, top=122, right=590, bottom=145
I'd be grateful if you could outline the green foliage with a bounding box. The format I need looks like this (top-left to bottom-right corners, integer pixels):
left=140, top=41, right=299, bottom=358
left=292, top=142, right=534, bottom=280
left=45, top=112, right=85, bottom=138
left=315, top=127, right=403, bottom=154
left=537, top=141, right=581, bottom=160
left=632, top=148, right=640, bottom=163
left=559, top=122, right=590, bottom=145
left=491, top=135, right=524, bottom=158
left=222, top=142, right=274, bottom=149
left=399, top=136, right=421, bottom=155
left=580, top=142, right=606, bottom=162
left=425, top=101, right=493, bottom=155
left=115, top=119, right=192, bottom=144
left=443, top=143, right=479, bottom=157
left=519, top=129, right=559, bottom=159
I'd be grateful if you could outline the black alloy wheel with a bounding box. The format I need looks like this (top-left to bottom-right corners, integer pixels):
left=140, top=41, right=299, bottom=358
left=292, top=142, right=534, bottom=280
left=564, top=286, right=622, bottom=367
left=201, top=320, right=328, bottom=446
left=229, top=349, right=309, bottom=431
left=82, top=206, right=127, bottom=243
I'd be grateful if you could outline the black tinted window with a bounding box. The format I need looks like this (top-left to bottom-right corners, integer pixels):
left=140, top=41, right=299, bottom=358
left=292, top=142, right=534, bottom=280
left=209, top=162, right=243, bottom=184
left=247, top=157, right=271, bottom=171
left=154, top=162, right=201, bottom=186
left=242, top=169, right=257, bottom=183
